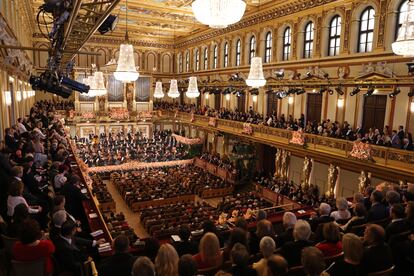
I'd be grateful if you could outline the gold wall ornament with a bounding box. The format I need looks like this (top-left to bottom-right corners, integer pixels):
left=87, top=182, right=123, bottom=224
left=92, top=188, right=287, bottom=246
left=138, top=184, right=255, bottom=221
left=327, top=163, right=339, bottom=197
left=280, top=149, right=291, bottom=180
left=358, top=170, right=371, bottom=193
left=302, top=156, right=313, bottom=188
left=274, top=149, right=282, bottom=178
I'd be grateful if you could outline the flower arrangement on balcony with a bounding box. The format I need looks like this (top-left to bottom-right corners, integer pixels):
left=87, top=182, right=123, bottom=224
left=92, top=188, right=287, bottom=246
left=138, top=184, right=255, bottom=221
left=208, top=117, right=217, bottom=127
left=349, top=141, right=375, bottom=162
left=289, top=130, right=306, bottom=147
left=172, top=134, right=203, bottom=145
left=137, top=111, right=153, bottom=121
left=82, top=111, right=95, bottom=120
left=110, top=108, right=130, bottom=120
left=190, top=112, right=195, bottom=123
left=242, top=123, right=253, bottom=135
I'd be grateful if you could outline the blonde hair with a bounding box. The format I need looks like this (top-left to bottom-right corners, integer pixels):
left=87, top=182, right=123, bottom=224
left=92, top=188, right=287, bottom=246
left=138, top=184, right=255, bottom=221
left=342, top=233, right=363, bottom=264
left=199, top=232, right=221, bottom=264
left=155, top=244, right=179, bottom=276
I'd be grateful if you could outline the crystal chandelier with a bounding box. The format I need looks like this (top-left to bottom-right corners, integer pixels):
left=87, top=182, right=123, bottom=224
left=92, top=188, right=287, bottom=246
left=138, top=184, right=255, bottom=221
left=153, top=81, right=165, bottom=99
left=392, top=0, right=414, bottom=56
left=168, top=79, right=180, bottom=98
left=246, top=57, right=266, bottom=88
left=93, top=71, right=107, bottom=97
left=114, top=0, right=139, bottom=82
left=186, top=77, right=200, bottom=98
left=192, top=0, right=246, bottom=29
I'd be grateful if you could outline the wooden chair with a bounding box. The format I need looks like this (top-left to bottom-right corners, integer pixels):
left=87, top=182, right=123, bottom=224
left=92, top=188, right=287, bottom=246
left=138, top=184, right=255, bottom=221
left=367, top=265, right=395, bottom=276
left=11, top=259, right=46, bottom=276
left=324, top=252, right=344, bottom=266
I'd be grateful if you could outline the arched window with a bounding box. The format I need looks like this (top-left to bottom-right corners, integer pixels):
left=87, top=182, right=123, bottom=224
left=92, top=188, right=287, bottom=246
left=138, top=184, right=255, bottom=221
left=223, top=42, right=229, bottom=67
left=178, top=54, right=183, bottom=72
left=203, top=48, right=208, bottom=70
left=283, top=27, right=291, bottom=61
left=249, top=36, right=256, bottom=64
left=358, top=7, right=375, bottom=53
left=303, top=22, right=314, bottom=58
left=264, top=31, right=272, bottom=63
left=213, top=45, right=218, bottom=69
left=395, top=1, right=408, bottom=40
left=195, top=50, right=200, bottom=71
left=235, top=39, right=241, bottom=66
left=185, top=52, right=190, bottom=72
left=328, top=15, right=341, bottom=56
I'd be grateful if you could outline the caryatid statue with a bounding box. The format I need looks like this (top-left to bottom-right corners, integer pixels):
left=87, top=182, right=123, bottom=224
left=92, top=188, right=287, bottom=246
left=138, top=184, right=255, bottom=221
left=327, top=164, right=339, bottom=197
left=274, top=149, right=282, bottom=178
left=302, top=156, right=313, bottom=188
left=358, top=170, right=371, bottom=193
left=281, top=150, right=291, bottom=180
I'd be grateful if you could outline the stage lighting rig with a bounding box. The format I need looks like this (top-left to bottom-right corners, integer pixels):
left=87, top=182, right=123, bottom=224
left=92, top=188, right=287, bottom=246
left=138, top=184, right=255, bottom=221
left=98, top=15, right=119, bottom=35
left=364, top=86, right=375, bottom=97
left=350, top=86, right=361, bottom=96
left=389, top=87, right=401, bottom=98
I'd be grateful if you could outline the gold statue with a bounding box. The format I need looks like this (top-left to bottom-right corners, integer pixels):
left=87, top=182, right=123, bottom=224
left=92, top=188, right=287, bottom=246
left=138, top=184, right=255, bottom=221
left=358, top=170, right=371, bottom=193
left=302, top=156, right=313, bottom=188
left=274, top=150, right=282, bottom=178
left=281, top=150, right=291, bottom=179
left=327, top=164, right=339, bottom=197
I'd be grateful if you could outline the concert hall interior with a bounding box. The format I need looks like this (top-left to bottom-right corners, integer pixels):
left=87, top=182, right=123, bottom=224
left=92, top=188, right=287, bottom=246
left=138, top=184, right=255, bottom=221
left=0, top=0, right=414, bottom=276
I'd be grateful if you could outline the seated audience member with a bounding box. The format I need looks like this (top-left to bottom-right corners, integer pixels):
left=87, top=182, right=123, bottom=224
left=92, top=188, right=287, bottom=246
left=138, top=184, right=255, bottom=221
left=342, top=203, right=367, bottom=233
left=266, top=255, right=288, bottom=276
left=155, top=243, right=179, bottom=276
left=361, top=224, right=394, bottom=274
left=6, top=203, right=29, bottom=238
left=406, top=201, right=414, bottom=227
left=257, top=209, right=267, bottom=222
left=330, top=197, right=351, bottom=222
left=301, top=247, right=328, bottom=276
left=326, top=233, right=364, bottom=276
left=173, top=224, right=198, bottom=257
left=54, top=220, right=88, bottom=274
left=132, top=256, right=155, bottom=276
left=7, top=179, right=42, bottom=217
left=227, top=243, right=257, bottom=276
left=12, top=218, right=55, bottom=274
left=316, top=222, right=342, bottom=257
left=223, top=227, right=249, bottom=262
left=98, top=235, right=137, bottom=276
left=178, top=254, right=198, bottom=276
left=253, top=236, right=276, bottom=276
left=61, top=174, right=87, bottom=221
left=250, top=219, right=275, bottom=255
left=310, top=203, right=333, bottom=231
left=386, top=190, right=401, bottom=208
left=367, top=190, right=388, bottom=222
left=193, top=232, right=223, bottom=269
left=275, top=212, right=297, bottom=247
left=280, top=220, right=314, bottom=267
left=385, top=203, right=411, bottom=242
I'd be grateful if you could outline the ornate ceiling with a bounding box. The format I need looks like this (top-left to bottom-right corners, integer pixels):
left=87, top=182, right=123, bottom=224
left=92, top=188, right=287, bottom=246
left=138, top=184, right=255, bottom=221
left=31, top=0, right=277, bottom=44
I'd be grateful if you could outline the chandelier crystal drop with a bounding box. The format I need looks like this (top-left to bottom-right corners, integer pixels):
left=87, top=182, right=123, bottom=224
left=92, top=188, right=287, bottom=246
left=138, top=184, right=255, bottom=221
left=246, top=57, right=266, bottom=88
left=185, top=77, right=200, bottom=98
left=168, top=79, right=180, bottom=98
left=192, top=0, right=246, bottom=29
left=392, top=0, right=414, bottom=56
left=153, top=81, right=165, bottom=99
left=114, top=43, right=139, bottom=82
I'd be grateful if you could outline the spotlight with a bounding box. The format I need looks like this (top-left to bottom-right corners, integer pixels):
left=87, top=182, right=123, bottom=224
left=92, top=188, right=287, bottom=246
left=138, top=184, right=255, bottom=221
left=408, top=89, right=414, bottom=97
left=327, top=88, right=334, bottom=95
left=98, top=15, right=118, bottom=35
left=407, top=63, right=414, bottom=74
left=277, top=90, right=288, bottom=99
left=275, top=69, right=285, bottom=79
left=350, top=86, right=361, bottom=96
left=296, top=88, right=306, bottom=95
left=319, top=87, right=326, bottom=94
left=305, top=71, right=313, bottom=78
left=364, top=86, right=375, bottom=97
left=335, top=86, right=344, bottom=95
left=389, top=87, right=401, bottom=98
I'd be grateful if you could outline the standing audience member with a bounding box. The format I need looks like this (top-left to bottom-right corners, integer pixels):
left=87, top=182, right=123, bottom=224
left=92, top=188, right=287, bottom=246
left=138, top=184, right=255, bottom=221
left=315, top=222, right=342, bottom=257
left=367, top=190, right=388, bottom=222
left=6, top=203, right=29, bottom=238
left=173, top=224, right=198, bottom=257
left=193, top=232, right=223, bottom=269
left=266, top=255, right=288, bottom=276
left=155, top=243, right=179, bottom=276
left=178, top=254, right=198, bottom=276
left=330, top=198, right=351, bottom=222
left=301, top=247, right=328, bottom=276
left=275, top=212, right=297, bottom=247
left=385, top=203, right=411, bottom=242
left=132, top=256, right=155, bottom=276
left=227, top=243, right=257, bottom=276
left=253, top=236, right=276, bottom=276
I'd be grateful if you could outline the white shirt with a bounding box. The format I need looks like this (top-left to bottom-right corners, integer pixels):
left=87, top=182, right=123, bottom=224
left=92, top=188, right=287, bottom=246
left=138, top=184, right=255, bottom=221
left=7, top=195, right=40, bottom=216
left=17, top=122, right=27, bottom=134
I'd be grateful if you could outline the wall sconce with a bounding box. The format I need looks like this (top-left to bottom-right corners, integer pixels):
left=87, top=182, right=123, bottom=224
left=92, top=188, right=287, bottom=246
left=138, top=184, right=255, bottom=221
left=5, top=91, right=11, bottom=105
left=288, top=95, right=294, bottom=105
left=411, top=101, right=414, bottom=113
left=337, top=98, right=344, bottom=108
left=16, top=91, right=21, bottom=102
left=205, top=93, right=209, bottom=99
left=252, top=94, right=258, bottom=103
left=226, top=94, right=230, bottom=101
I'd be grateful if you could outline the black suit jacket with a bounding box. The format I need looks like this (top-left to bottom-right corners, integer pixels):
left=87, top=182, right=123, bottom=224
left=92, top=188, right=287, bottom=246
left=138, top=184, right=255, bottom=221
left=275, top=228, right=294, bottom=247
left=367, top=203, right=388, bottom=222
left=385, top=219, right=412, bottom=242
left=61, top=183, right=87, bottom=220
left=173, top=240, right=198, bottom=257
left=98, top=252, right=137, bottom=276
left=54, top=236, right=86, bottom=274
left=280, top=240, right=314, bottom=267
left=361, top=243, right=393, bottom=274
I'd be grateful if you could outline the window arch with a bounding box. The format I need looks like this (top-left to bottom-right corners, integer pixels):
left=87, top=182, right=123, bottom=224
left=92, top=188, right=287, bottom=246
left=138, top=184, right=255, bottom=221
left=283, top=27, right=291, bottom=61
left=358, top=7, right=375, bottom=53
left=203, top=48, right=208, bottom=70
left=235, top=39, right=241, bottom=66
left=223, top=42, right=229, bottom=67
left=264, top=31, right=272, bottom=63
left=395, top=1, right=408, bottom=40
left=303, top=22, right=314, bottom=58
left=185, top=52, right=190, bottom=72
left=249, top=36, right=256, bottom=64
left=328, top=15, right=341, bottom=56
left=213, top=45, right=218, bottom=69
left=195, top=49, right=200, bottom=71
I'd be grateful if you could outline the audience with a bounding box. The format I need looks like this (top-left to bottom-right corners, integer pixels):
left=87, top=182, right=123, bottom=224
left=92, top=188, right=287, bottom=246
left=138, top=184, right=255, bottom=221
left=178, top=254, right=198, bottom=276
left=132, top=256, right=155, bottom=276
left=330, top=197, right=351, bottom=222
left=193, top=232, right=223, bottom=269
left=275, top=212, right=297, bottom=247
left=301, top=246, right=328, bottom=276
left=227, top=243, right=257, bottom=276
left=367, top=190, right=389, bottom=222
left=155, top=243, right=179, bottom=276
left=266, top=254, right=288, bottom=276
left=280, top=220, right=313, bottom=267
left=315, top=222, right=342, bottom=257
left=252, top=236, right=276, bottom=276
